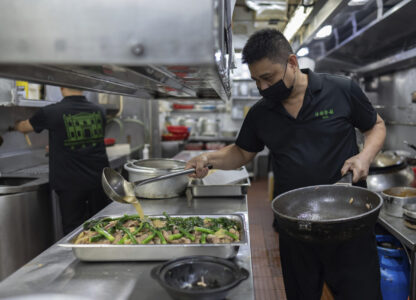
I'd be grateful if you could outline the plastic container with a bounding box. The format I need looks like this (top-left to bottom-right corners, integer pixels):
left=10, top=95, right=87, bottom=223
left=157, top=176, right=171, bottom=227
left=162, top=132, right=189, bottom=141
left=172, top=103, right=194, bottom=110
left=167, top=125, right=189, bottom=134
left=376, top=235, right=410, bottom=300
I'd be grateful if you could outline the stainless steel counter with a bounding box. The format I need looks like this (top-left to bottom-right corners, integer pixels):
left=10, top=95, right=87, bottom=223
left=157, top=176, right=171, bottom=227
left=378, top=210, right=416, bottom=300
left=0, top=196, right=254, bottom=300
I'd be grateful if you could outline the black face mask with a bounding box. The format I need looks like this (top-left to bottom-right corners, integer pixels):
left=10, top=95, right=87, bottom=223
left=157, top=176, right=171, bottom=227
left=258, top=63, right=295, bottom=102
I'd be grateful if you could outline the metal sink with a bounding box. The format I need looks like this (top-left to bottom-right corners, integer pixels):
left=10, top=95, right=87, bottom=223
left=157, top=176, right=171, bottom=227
left=0, top=175, right=48, bottom=194
left=0, top=177, right=37, bottom=186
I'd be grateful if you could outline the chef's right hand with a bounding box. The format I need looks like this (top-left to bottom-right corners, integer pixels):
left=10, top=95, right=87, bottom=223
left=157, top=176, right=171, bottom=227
left=186, top=155, right=211, bottom=178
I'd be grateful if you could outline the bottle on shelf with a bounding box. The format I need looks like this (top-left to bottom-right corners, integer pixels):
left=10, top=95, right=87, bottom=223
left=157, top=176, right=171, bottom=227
left=142, top=144, right=150, bottom=159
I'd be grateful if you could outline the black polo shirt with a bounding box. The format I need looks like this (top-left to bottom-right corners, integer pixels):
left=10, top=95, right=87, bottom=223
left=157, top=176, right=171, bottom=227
left=236, top=69, right=377, bottom=195
left=29, top=96, right=109, bottom=191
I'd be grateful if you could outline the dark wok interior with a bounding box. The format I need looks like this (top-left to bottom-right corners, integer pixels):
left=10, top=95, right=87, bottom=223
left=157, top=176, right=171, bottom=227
left=164, top=261, right=236, bottom=290
left=273, top=186, right=382, bottom=222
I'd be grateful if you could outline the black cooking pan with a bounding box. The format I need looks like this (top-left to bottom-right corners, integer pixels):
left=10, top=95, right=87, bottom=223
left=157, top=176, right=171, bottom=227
left=272, top=185, right=383, bottom=242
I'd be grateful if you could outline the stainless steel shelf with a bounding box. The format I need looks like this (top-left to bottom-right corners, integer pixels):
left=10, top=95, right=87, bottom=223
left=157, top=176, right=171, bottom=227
left=354, top=47, right=416, bottom=76
left=188, top=136, right=236, bottom=142
left=232, top=97, right=261, bottom=101
left=5, top=99, right=57, bottom=108
left=303, top=0, right=416, bottom=73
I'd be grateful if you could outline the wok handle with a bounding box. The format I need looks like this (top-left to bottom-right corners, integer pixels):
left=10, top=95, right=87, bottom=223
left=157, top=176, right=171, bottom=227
left=335, top=171, right=352, bottom=186
left=404, top=140, right=416, bottom=152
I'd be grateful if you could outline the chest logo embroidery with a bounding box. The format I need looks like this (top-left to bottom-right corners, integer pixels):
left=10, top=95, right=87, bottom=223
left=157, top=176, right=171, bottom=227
left=63, top=112, right=104, bottom=149
left=315, top=108, right=334, bottom=120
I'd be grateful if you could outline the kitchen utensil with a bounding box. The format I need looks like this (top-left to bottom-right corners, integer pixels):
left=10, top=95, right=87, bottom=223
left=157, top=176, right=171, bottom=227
left=272, top=185, right=383, bottom=242
left=404, top=141, right=416, bottom=152
left=102, top=167, right=197, bottom=204
left=403, top=203, right=416, bottom=219
left=59, top=214, right=247, bottom=261
left=335, top=171, right=353, bottom=186
left=371, top=152, right=404, bottom=169
left=367, top=152, right=414, bottom=192
left=367, top=165, right=414, bottom=192
left=200, top=119, right=219, bottom=136
left=385, top=150, right=416, bottom=166
left=124, top=159, right=189, bottom=198
left=151, top=256, right=249, bottom=300
left=189, top=175, right=250, bottom=198
left=381, top=187, right=416, bottom=217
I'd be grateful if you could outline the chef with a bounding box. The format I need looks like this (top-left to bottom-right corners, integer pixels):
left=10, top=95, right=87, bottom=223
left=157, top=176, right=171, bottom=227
left=14, top=87, right=110, bottom=234
left=186, top=29, right=386, bottom=300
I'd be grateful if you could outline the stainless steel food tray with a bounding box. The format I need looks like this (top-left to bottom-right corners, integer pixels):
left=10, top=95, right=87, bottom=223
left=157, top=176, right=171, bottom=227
left=188, top=177, right=251, bottom=197
left=59, top=214, right=247, bottom=261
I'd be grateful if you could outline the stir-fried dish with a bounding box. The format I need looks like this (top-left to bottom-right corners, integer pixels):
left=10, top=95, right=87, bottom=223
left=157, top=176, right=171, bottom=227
left=73, top=212, right=241, bottom=245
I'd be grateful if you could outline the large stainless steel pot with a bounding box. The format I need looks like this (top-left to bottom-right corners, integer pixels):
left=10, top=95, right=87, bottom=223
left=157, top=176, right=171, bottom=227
left=366, top=152, right=415, bottom=192
left=271, top=185, right=383, bottom=242
left=124, top=159, right=189, bottom=199
left=381, top=187, right=416, bottom=217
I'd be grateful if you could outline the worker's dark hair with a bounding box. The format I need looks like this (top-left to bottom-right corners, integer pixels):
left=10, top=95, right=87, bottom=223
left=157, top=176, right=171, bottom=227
left=242, top=29, right=293, bottom=65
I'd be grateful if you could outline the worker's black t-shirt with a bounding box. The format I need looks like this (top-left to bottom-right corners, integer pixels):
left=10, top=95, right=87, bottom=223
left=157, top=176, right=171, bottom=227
left=236, top=69, right=377, bottom=196
left=29, top=96, right=109, bottom=191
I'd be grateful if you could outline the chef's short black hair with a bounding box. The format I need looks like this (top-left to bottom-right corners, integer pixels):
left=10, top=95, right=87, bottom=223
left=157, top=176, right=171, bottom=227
left=242, top=29, right=293, bottom=65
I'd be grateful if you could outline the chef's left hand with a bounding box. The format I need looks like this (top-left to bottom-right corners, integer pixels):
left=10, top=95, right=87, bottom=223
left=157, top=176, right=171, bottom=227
left=341, top=153, right=371, bottom=183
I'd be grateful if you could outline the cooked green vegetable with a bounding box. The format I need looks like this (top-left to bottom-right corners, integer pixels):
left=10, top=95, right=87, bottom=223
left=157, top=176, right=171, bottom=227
left=119, top=226, right=138, bottom=244
left=194, top=227, right=215, bottom=234
left=90, top=234, right=104, bottom=243
left=178, top=227, right=195, bottom=242
left=168, top=233, right=183, bottom=240
left=141, top=233, right=156, bottom=244
left=93, top=225, right=115, bottom=242
left=76, top=212, right=241, bottom=245
left=201, top=233, right=207, bottom=244
left=224, top=230, right=239, bottom=241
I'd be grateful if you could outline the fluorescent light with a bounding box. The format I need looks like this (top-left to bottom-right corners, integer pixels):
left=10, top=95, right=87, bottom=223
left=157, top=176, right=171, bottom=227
left=245, top=0, right=287, bottom=14
left=348, top=0, right=369, bottom=6
left=215, top=51, right=222, bottom=63
left=283, top=5, right=314, bottom=41
left=315, top=25, right=332, bottom=39
left=297, top=47, right=309, bottom=57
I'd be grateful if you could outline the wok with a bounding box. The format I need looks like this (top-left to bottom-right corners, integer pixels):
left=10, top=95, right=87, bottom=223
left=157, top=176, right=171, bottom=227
left=272, top=185, right=383, bottom=242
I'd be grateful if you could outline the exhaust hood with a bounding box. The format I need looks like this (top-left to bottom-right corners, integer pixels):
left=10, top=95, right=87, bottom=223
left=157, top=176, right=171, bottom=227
left=0, top=0, right=232, bottom=101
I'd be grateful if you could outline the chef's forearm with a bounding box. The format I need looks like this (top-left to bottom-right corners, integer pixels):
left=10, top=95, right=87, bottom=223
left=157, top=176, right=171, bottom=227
left=360, top=114, right=386, bottom=162
left=203, top=144, right=256, bottom=170
left=15, top=120, right=34, bottom=134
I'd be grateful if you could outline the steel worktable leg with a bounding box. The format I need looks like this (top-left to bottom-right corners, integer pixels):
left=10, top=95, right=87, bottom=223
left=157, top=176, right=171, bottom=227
left=411, top=250, right=416, bottom=300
